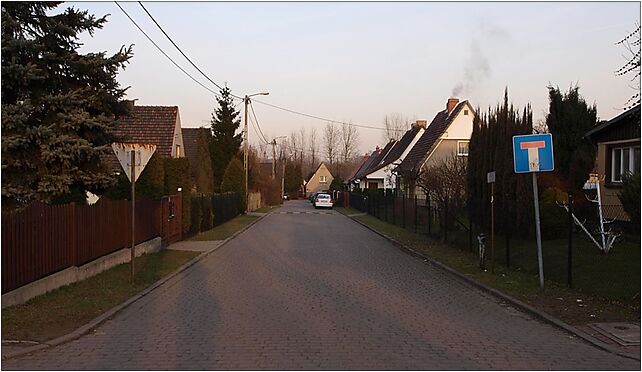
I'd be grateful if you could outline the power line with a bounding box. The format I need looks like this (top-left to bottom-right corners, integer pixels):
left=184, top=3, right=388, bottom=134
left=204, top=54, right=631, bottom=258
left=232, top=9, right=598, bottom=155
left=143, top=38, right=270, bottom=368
left=249, top=100, right=270, bottom=145
left=248, top=107, right=270, bottom=145
left=137, top=1, right=244, bottom=101
left=115, top=2, right=223, bottom=98
left=252, top=98, right=405, bottom=132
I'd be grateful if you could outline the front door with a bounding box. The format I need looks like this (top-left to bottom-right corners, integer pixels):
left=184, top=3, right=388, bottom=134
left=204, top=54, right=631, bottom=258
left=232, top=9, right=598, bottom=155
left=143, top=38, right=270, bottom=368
left=368, top=182, right=378, bottom=190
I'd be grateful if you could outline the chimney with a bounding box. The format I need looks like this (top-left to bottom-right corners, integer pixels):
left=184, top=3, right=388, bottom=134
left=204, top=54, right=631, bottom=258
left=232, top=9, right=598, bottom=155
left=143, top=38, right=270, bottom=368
left=414, top=119, right=428, bottom=129
left=446, top=98, right=459, bottom=113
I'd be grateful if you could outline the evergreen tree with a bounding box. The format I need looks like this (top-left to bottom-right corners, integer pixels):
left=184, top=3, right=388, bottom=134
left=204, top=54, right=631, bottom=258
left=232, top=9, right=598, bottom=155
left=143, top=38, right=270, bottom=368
left=194, top=128, right=214, bottom=193
left=1, top=2, right=133, bottom=209
left=284, top=160, right=302, bottom=194
left=210, top=86, right=242, bottom=192
left=545, top=85, right=598, bottom=192
left=220, top=157, right=246, bottom=213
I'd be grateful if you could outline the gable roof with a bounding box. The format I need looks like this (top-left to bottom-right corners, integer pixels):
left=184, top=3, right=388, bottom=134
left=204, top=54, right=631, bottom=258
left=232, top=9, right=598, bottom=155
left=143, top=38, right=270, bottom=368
left=354, top=141, right=396, bottom=179
left=396, top=100, right=468, bottom=175
left=352, top=149, right=381, bottom=180
left=367, top=125, right=421, bottom=175
left=182, top=127, right=208, bottom=173
left=344, top=154, right=370, bottom=184
left=585, top=104, right=641, bottom=138
left=104, top=105, right=180, bottom=171
left=307, top=162, right=332, bottom=182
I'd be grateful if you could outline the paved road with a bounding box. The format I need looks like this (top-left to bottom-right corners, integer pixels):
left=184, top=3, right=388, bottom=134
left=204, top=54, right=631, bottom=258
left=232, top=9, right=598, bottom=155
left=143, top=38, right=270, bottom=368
left=4, top=200, right=639, bottom=370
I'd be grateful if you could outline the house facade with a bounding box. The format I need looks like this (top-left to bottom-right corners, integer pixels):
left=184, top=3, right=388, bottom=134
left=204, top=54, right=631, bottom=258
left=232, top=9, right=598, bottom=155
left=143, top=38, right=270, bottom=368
left=305, top=163, right=334, bottom=196
left=585, top=104, right=640, bottom=221
left=396, top=98, right=476, bottom=197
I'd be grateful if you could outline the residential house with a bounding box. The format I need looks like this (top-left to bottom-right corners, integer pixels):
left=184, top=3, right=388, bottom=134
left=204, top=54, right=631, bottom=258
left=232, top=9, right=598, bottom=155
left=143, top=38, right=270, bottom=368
left=396, top=98, right=476, bottom=197
left=105, top=103, right=185, bottom=171
left=182, top=127, right=213, bottom=193
left=585, top=104, right=640, bottom=221
left=305, top=162, right=334, bottom=196
left=344, top=154, right=371, bottom=190
left=354, top=121, right=426, bottom=191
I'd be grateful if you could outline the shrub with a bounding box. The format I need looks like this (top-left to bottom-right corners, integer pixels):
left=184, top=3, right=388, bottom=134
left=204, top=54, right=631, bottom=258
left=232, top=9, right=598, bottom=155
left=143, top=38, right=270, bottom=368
left=220, top=157, right=246, bottom=213
left=190, top=194, right=202, bottom=234
left=619, top=172, right=640, bottom=226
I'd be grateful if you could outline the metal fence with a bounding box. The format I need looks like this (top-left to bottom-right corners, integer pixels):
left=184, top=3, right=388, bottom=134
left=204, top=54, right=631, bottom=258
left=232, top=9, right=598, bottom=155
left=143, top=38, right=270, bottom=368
left=189, top=192, right=241, bottom=235
left=345, top=191, right=640, bottom=301
left=2, top=194, right=182, bottom=293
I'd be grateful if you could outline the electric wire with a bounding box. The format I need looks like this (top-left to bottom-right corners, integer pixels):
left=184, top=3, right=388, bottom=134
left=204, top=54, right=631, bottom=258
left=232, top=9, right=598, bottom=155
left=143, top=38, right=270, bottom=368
left=249, top=100, right=271, bottom=145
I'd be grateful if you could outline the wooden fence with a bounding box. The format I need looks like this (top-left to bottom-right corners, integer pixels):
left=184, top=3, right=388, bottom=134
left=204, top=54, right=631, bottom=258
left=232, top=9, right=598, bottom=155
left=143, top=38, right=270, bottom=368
left=2, top=194, right=181, bottom=293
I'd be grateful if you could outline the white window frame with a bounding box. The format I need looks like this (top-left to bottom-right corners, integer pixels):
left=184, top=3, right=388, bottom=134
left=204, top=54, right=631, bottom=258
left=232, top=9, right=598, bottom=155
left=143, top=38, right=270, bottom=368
left=457, top=141, right=469, bottom=156
left=320, top=175, right=327, bottom=183
left=611, top=145, right=640, bottom=182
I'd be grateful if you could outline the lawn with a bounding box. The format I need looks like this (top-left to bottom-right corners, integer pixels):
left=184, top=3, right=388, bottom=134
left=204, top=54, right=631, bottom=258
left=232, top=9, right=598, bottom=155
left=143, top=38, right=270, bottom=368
left=347, top=212, right=640, bottom=326
left=189, top=214, right=258, bottom=241
left=2, top=249, right=199, bottom=342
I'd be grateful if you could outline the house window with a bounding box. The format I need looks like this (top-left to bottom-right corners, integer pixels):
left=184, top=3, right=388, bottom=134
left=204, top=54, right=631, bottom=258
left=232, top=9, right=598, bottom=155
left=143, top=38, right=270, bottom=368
left=175, top=144, right=181, bottom=157
left=457, top=141, right=469, bottom=156
left=464, top=109, right=469, bottom=116
left=320, top=175, right=327, bottom=183
left=611, top=145, right=640, bottom=182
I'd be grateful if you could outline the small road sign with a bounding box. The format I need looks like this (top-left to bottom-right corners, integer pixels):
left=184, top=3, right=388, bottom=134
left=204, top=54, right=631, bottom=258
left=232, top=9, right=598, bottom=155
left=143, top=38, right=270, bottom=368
left=487, top=171, right=496, bottom=184
left=512, top=133, right=554, bottom=173
left=112, top=143, right=157, bottom=182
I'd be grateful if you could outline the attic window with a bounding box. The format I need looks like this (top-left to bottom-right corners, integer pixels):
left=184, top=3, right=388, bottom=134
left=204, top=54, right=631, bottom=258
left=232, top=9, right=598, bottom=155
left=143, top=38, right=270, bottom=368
left=176, top=144, right=181, bottom=157
left=320, top=175, right=327, bottom=183
left=464, top=109, right=469, bottom=116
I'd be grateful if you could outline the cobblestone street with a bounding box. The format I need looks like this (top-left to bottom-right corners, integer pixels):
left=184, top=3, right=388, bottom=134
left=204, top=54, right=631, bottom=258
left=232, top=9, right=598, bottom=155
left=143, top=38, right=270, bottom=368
left=4, top=200, right=639, bottom=370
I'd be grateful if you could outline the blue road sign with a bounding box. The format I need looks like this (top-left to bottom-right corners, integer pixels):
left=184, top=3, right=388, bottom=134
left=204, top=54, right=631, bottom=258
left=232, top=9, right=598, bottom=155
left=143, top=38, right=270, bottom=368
left=512, top=133, right=554, bottom=173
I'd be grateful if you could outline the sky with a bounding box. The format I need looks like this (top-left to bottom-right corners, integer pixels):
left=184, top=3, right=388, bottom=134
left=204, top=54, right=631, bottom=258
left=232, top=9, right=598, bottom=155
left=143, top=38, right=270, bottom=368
left=72, top=1, right=641, bottom=155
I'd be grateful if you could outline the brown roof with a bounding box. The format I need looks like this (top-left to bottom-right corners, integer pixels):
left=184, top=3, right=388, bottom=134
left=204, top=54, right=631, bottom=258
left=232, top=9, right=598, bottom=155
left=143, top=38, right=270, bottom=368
left=182, top=128, right=206, bottom=170
left=354, top=140, right=396, bottom=179
left=104, top=105, right=180, bottom=171
left=367, top=125, right=421, bottom=174
left=344, top=154, right=370, bottom=183
left=396, top=100, right=468, bottom=175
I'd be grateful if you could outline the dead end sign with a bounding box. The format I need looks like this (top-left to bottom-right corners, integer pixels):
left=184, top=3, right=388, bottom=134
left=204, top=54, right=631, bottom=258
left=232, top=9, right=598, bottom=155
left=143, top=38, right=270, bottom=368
left=512, top=133, right=554, bottom=173
left=112, top=143, right=157, bottom=182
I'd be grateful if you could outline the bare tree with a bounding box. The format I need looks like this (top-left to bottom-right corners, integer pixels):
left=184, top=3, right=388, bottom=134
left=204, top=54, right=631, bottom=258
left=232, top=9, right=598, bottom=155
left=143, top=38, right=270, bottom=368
left=308, top=127, right=319, bottom=173
left=297, top=127, right=307, bottom=167
left=289, top=131, right=300, bottom=164
left=339, top=122, right=360, bottom=178
left=382, top=112, right=410, bottom=142
left=616, top=22, right=641, bottom=109
left=323, top=123, right=340, bottom=173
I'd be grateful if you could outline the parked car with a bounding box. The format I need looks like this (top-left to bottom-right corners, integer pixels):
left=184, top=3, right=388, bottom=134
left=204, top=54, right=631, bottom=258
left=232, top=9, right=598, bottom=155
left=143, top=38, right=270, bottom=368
left=283, top=193, right=289, bottom=200
left=309, top=192, right=319, bottom=203
left=313, top=193, right=333, bottom=209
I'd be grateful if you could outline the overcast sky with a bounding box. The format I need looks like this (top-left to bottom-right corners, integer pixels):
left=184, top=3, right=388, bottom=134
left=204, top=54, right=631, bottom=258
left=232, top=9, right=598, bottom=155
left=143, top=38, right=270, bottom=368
left=73, top=1, right=640, bottom=154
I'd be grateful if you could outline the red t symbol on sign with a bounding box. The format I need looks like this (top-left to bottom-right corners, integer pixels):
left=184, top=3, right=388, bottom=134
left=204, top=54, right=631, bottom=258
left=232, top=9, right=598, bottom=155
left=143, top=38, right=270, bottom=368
left=520, top=141, right=545, bottom=172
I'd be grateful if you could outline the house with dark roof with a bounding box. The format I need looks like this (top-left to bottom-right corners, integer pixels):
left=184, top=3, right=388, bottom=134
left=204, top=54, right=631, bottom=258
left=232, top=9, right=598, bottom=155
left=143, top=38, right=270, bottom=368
left=585, top=104, right=640, bottom=221
left=183, top=127, right=213, bottom=193
left=353, top=122, right=426, bottom=190
left=344, top=154, right=371, bottom=189
left=396, top=98, right=476, bottom=197
left=105, top=103, right=185, bottom=171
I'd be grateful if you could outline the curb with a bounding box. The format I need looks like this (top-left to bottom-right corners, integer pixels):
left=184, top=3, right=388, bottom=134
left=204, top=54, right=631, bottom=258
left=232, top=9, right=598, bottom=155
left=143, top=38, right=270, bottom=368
left=2, top=213, right=268, bottom=361
left=342, top=213, right=641, bottom=362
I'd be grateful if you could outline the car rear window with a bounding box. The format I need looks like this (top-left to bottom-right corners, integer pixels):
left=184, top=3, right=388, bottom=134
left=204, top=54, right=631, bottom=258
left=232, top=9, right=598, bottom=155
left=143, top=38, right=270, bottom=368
left=317, top=194, right=330, bottom=199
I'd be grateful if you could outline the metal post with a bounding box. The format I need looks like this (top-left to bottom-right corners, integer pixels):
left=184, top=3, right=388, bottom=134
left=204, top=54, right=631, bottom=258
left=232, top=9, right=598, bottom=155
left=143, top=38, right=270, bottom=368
left=130, top=150, right=136, bottom=283
left=427, top=195, right=432, bottom=235
left=402, top=193, right=406, bottom=228
left=567, top=193, right=573, bottom=288
left=271, top=139, right=276, bottom=179
left=414, top=195, right=418, bottom=233
left=506, top=208, right=511, bottom=268
left=491, top=182, right=495, bottom=273
left=532, top=173, right=544, bottom=290
left=244, top=95, right=249, bottom=213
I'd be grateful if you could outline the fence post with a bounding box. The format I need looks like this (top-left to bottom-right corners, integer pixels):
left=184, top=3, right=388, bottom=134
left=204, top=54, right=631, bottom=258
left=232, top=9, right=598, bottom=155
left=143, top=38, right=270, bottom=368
left=402, top=193, right=406, bottom=228
left=567, top=193, right=573, bottom=288
left=505, top=203, right=511, bottom=268
left=392, top=195, right=396, bottom=226
left=414, top=195, right=418, bottom=233
left=427, top=194, right=432, bottom=235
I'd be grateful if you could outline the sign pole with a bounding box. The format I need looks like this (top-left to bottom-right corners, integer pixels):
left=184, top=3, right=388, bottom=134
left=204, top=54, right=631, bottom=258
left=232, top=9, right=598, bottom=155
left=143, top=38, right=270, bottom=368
left=532, top=173, right=544, bottom=290
left=130, top=150, right=136, bottom=283
left=491, top=181, right=495, bottom=273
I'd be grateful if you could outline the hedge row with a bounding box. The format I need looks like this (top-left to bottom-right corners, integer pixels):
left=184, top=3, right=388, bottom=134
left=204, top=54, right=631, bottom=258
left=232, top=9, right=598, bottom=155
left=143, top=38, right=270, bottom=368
left=189, top=192, right=240, bottom=235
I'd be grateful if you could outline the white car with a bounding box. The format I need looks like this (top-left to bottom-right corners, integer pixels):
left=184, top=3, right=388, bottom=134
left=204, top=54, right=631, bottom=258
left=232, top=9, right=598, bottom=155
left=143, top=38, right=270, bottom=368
left=314, top=193, right=333, bottom=209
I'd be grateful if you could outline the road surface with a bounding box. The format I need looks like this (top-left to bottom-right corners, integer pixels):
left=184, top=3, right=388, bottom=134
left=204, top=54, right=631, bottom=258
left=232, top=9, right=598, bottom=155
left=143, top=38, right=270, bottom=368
left=4, top=200, right=639, bottom=370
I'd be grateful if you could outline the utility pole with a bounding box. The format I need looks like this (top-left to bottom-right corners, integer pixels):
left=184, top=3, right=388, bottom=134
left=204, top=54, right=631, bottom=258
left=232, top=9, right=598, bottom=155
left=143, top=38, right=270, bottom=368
left=244, top=95, right=249, bottom=213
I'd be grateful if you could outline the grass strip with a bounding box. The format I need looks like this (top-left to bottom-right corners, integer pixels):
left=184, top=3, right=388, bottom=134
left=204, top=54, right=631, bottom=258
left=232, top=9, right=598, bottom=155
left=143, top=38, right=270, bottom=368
left=341, top=210, right=638, bottom=326
left=2, top=249, right=199, bottom=342
left=189, top=215, right=258, bottom=241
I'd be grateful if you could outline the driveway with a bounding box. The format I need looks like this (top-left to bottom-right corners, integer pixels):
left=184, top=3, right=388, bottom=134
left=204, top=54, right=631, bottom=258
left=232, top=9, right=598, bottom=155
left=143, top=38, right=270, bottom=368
left=3, top=200, right=639, bottom=370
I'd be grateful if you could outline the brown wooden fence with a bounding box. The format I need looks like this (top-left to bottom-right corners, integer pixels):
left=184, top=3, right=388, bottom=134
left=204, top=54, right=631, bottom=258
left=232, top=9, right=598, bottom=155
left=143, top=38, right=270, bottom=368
left=2, top=194, right=181, bottom=294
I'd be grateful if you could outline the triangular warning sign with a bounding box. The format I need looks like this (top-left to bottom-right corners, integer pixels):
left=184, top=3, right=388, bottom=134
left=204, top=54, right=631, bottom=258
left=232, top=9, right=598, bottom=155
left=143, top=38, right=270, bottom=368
left=112, top=143, right=157, bottom=182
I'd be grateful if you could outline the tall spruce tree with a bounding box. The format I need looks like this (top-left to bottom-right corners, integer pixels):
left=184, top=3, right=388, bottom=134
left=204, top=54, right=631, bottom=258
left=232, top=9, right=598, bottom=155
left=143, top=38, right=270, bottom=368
left=1, top=2, right=133, bottom=209
left=209, top=86, right=242, bottom=192
left=545, top=85, right=598, bottom=192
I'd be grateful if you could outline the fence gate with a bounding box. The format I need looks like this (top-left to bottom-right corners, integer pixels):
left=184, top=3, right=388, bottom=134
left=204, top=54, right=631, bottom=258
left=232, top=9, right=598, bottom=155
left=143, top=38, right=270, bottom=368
left=161, top=193, right=182, bottom=244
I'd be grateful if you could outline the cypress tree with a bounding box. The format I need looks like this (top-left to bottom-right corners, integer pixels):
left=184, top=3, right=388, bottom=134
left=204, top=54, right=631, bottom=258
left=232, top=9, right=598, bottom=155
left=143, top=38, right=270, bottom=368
left=210, top=86, right=242, bottom=192
left=1, top=2, right=133, bottom=209
left=220, top=157, right=246, bottom=213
